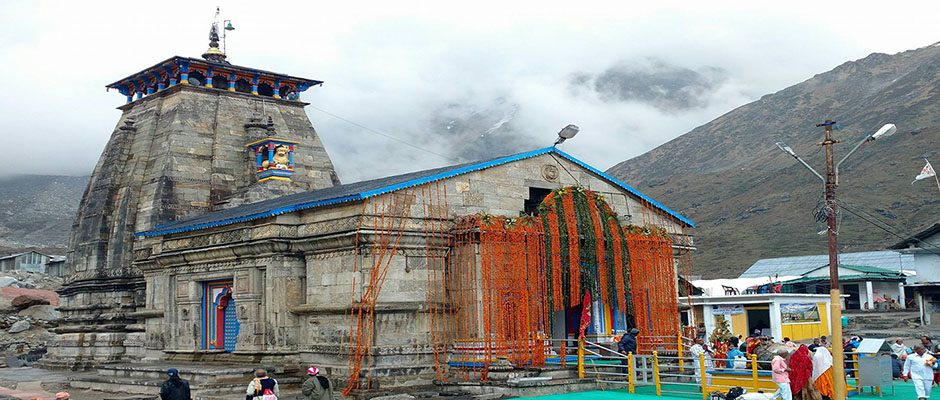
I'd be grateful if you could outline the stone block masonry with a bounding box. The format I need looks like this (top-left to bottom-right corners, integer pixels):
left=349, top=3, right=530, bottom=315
left=45, top=83, right=341, bottom=370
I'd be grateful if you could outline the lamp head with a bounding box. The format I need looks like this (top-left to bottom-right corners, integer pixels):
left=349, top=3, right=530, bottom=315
left=775, top=142, right=796, bottom=157
left=554, top=124, right=580, bottom=145
left=871, top=123, right=896, bottom=140
left=225, top=21, right=235, bottom=31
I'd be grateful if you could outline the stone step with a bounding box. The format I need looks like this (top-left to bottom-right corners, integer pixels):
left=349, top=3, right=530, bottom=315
left=69, top=373, right=301, bottom=397
left=94, top=362, right=262, bottom=381
left=535, top=368, right=578, bottom=379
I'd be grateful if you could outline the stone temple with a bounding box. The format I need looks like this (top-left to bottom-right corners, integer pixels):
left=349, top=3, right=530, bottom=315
left=46, top=16, right=695, bottom=397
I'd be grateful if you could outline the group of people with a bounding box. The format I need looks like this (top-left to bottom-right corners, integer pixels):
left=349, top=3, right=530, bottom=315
left=158, top=366, right=335, bottom=400
left=888, top=336, right=940, bottom=400
left=690, top=332, right=836, bottom=400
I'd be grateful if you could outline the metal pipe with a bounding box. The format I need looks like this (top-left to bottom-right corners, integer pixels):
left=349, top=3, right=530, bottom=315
left=835, top=135, right=872, bottom=184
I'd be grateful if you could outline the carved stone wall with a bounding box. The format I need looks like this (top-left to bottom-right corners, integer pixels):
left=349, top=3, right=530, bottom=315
left=128, top=152, right=691, bottom=389
left=47, top=84, right=340, bottom=369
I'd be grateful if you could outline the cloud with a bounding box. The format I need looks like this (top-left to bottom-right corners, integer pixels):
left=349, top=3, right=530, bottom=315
left=572, top=60, right=728, bottom=111
left=1, top=1, right=939, bottom=183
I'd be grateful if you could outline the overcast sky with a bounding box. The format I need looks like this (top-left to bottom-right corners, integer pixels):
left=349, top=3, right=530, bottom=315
left=1, top=1, right=938, bottom=182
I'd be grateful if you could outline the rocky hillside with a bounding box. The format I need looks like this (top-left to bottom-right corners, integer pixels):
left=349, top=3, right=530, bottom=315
left=0, top=175, right=88, bottom=254
left=608, top=43, right=940, bottom=278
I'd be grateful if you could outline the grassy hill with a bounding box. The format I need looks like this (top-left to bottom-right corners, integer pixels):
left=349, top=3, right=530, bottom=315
left=607, top=43, right=940, bottom=278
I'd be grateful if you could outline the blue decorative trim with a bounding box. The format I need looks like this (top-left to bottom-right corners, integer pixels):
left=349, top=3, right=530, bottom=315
left=550, top=148, right=694, bottom=227
left=136, top=147, right=692, bottom=237
left=139, top=194, right=361, bottom=237
left=358, top=147, right=554, bottom=199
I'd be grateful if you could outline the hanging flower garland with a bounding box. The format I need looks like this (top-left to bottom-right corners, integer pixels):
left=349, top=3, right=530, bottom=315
left=538, top=186, right=637, bottom=314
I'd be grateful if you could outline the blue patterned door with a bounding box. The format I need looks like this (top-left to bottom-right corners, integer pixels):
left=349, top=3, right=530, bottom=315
left=223, top=300, right=239, bottom=352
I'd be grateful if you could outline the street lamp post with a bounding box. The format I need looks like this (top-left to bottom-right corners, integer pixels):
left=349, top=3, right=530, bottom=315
left=775, top=120, right=896, bottom=400
left=819, top=120, right=845, bottom=400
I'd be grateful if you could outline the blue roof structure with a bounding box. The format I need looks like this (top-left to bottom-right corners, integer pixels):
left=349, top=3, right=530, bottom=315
left=738, top=250, right=916, bottom=278
left=137, top=146, right=693, bottom=237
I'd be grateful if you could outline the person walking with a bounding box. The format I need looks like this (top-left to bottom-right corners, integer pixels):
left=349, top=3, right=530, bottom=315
left=617, top=328, right=639, bottom=377
left=904, top=345, right=936, bottom=400
left=246, top=369, right=280, bottom=400
left=689, top=337, right=713, bottom=388
left=302, top=366, right=334, bottom=400
left=771, top=348, right=792, bottom=400
left=160, top=368, right=191, bottom=400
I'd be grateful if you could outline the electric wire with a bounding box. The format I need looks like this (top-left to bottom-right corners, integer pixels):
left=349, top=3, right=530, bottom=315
left=835, top=199, right=940, bottom=257
left=308, top=104, right=458, bottom=162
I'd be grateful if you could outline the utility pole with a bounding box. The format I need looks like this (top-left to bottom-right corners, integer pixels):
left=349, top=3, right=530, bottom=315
left=817, top=119, right=845, bottom=400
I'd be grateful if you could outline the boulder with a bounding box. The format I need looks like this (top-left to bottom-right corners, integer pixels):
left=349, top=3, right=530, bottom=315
left=0, top=276, right=20, bottom=288
left=11, top=294, right=50, bottom=309
left=0, top=297, right=13, bottom=313
left=8, top=320, right=30, bottom=334
left=0, top=287, right=59, bottom=306
left=17, top=304, right=60, bottom=321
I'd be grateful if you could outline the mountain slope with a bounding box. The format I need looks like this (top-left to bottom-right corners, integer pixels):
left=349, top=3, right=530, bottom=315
left=0, top=175, right=89, bottom=253
left=607, top=43, right=940, bottom=278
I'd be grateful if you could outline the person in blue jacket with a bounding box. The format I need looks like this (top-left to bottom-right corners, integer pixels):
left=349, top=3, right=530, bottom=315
left=725, top=337, right=747, bottom=368
left=618, top=328, right=640, bottom=375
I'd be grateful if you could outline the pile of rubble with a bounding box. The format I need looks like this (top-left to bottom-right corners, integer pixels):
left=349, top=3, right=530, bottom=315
left=0, top=271, right=62, bottom=367
left=0, top=270, right=62, bottom=291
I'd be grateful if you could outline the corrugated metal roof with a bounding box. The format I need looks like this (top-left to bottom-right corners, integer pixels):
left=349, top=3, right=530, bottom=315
left=783, top=274, right=906, bottom=285
left=137, top=146, right=693, bottom=237
left=738, top=250, right=915, bottom=278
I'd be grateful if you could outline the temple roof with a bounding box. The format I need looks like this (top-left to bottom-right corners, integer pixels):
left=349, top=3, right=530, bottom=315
left=105, top=55, right=323, bottom=96
left=137, top=146, right=693, bottom=237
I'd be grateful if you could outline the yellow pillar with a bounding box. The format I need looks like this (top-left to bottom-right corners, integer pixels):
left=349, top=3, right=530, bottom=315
left=751, top=354, right=759, bottom=392
left=578, top=337, right=585, bottom=379
left=628, top=351, right=635, bottom=393
left=678, top=334, right=685, bottom=372
left=831, top=289, right=845, bottom=400
left=852, top=353, right=860, bottom=389
left=653, top=351, right=662, bottom=396
left=700, top=353, right=708, bottom=399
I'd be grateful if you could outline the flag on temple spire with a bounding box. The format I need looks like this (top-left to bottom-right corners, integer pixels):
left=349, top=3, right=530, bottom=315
left=912, top=160, right=936, bottom=184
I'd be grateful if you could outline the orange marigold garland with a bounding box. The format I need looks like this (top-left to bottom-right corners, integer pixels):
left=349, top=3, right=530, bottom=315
left=562, top=193, right=580, bottom=306
left=544, top=195, right=563, bottom=309
left=587, top=195, right=608, bottom=304
left=608, top=213, right=627, bottom=313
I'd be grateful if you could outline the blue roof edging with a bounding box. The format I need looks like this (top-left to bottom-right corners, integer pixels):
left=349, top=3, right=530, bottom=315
left=551, top=148, right=694, bottom=227
left=136, top=146, right=692, bottom=237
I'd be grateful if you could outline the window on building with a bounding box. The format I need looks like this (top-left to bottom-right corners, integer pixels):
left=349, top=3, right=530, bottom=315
left=258, top=83, right=274, bottom=97
left=212, top=74, right=229, bottom=90
left=524, top=187, right=553, bottom=216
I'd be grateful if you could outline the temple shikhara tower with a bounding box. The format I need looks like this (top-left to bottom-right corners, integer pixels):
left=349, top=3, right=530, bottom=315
left=47, top=11, right=695, bottom=398
left=45, top=16, right=339, bottom=370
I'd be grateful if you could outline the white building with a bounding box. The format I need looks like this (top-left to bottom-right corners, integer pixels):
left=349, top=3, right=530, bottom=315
left=889, top=222, right=940, bottom=325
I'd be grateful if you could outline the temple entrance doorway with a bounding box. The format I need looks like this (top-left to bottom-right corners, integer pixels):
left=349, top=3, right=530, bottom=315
left=203, top=279, right=239, bottom=351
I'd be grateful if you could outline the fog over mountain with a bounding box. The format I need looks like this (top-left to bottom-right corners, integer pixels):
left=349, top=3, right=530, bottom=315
left=3, top=2, right=940, bottom=183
